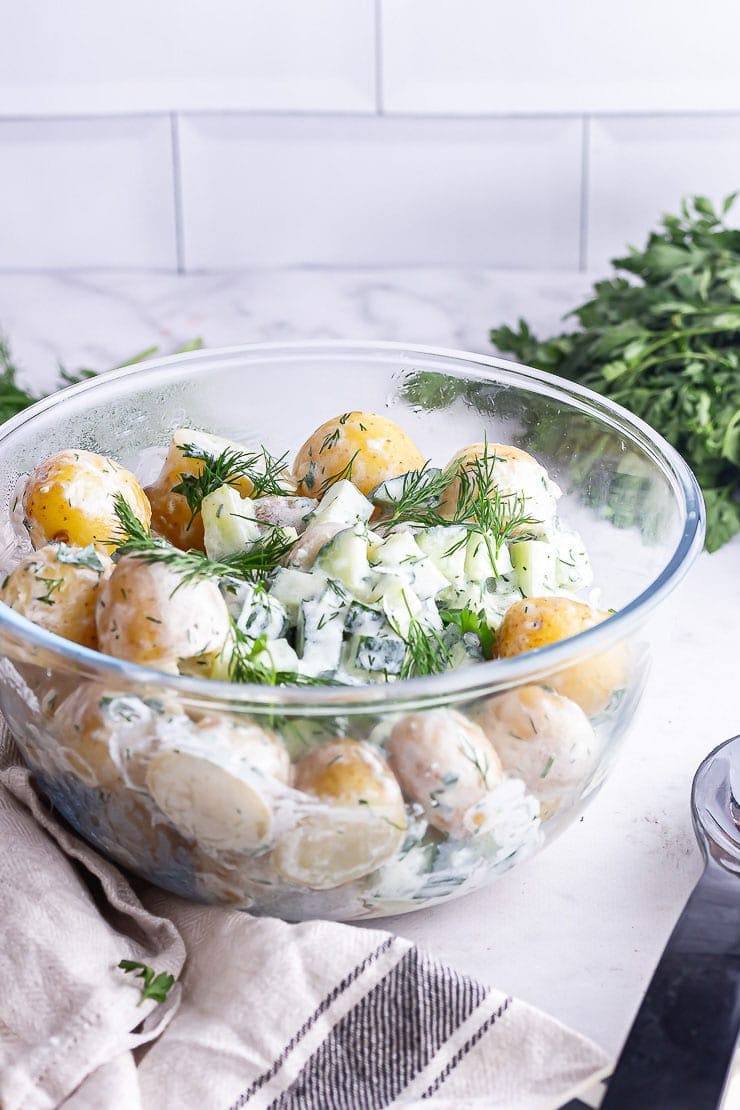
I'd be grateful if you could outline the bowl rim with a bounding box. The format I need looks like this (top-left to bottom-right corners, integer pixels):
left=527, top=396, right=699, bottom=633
left=0, top=339, right=705, bottom=714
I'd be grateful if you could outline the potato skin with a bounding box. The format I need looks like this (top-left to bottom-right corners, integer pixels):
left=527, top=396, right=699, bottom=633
left=293, top=412, right=425, bottom=497
left=387, top=709, right=503, bottom=838
left=294, top=737, right=403, bottom=811
left=95, top=554, right=230, bottom=669
left=439, top=442, right=559, bottom=529
left=0, top=544, right=111, bottom=648
left=272, top=738, right=407, bottom=890
left=473, top=685, right=596, bottom=817
left=21, top=450, right=151, bottom=552
left=496, top=597, right=627, bottom=717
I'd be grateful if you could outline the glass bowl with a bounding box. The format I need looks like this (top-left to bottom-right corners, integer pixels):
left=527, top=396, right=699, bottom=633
left=0, top=342, right=704, bottom=920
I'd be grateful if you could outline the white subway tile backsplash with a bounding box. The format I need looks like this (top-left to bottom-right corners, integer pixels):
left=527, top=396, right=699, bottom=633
left=381, top=0, right=740, bottom=115
left=587, top=116, right=740, bottom=273
left=0, top=117, right=176, bottom=268
left=178, top=114, right=582, bottom=269
left=2, top=1, right=375, bottom=115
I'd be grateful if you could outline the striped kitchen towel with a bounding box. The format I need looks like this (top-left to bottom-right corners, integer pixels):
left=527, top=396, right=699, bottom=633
left=0, top=726, right=610, bottom=1109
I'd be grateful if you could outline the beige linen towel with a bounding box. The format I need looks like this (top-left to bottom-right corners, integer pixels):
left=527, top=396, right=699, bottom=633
left=0, top=724, right=610, bottom=1110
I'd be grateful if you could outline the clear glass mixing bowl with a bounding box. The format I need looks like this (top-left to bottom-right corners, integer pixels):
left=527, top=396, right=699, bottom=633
left=0, top=342, right=704, bottom=920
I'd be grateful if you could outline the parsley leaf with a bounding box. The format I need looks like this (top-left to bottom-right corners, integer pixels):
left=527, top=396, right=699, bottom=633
left=118, top=959, right=175, bottom=1005
left=489, top=195, right=740, bottom=553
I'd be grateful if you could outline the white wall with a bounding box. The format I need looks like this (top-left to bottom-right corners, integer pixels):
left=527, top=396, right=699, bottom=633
left=1, top=0, right=738, bottom=272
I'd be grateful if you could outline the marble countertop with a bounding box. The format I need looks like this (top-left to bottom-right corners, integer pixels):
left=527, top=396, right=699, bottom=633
left=1, top=269, right=737, bottom=1061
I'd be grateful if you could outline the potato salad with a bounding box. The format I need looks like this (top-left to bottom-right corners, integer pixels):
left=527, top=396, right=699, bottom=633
left=1, top=411, right=628, bottom=917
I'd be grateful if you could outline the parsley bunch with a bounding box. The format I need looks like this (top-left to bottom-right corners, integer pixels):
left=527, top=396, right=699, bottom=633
left=490, top=195, right=740, bottom=552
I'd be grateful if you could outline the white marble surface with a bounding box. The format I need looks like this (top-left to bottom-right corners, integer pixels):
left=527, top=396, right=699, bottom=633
left=0, top=269, right=737, bottom=1060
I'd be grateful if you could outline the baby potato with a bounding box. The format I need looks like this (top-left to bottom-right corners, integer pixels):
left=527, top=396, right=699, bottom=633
left=146, top=715, right=291, bottom=853
left=0, top=544, right=111, bottom=648
left=96, top=554, right=230, bottom=670
left=293, top=412, right=425, bottom=498
left=21, top=449, right=151, bottom=552
left=439, top=442, right=560, bottom=529
left=53, top=682, right=170, bottom=789
left=496, top=596, right=628, bottom=717
left=272, top=738, right=407, bottom=890
left=387, top=709, right=503, bottom=838
left=473, top=685, right=596, bottom=818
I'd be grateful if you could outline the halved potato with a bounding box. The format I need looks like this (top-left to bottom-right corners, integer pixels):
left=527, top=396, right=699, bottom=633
left=272, top=738, right=406, bottom=890
left=146, top=716, right=291, bottom=854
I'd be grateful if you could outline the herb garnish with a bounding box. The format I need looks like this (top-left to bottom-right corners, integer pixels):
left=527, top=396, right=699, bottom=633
left=440, top=607, right=495, bottom=658
left=118, top=959, right=175, bottom=1005
left=489, top=195, right=740, bottom=552
left=172, top=443, right=291, bottom=525
left=228, top=625, right=339, bottom=687
left=112, top=495, right=294, bottom=585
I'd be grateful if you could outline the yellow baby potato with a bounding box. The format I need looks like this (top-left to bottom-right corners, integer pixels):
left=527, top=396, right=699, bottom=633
left=473, top=685, right=596, bottom=818
left=145, top=428, right=287, bottom=551
left=293, top=412, right=425, bottom=497
left=496, top=597, right=628, bottom=717
left=21, top=449, right=151, bottom=552
left=96, top=554, right=230, bottom=670
left=272, top=738, right=407, bottom=890
left=145, top=715, right=291, bottom=854
left=0, top=544, right=111, bottom=648
left=387, top=709, right=503, bottom=838
left=439, top=442, right=559, bottom=528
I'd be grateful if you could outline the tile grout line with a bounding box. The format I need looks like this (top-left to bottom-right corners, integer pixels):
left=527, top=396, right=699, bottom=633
left=169, top=112, right=186, bottom=274
left=2, top=107, right=740, bottom=124
left=374, top=0, right=384, bottom=114
left=578, top=115, right=591, bottom=272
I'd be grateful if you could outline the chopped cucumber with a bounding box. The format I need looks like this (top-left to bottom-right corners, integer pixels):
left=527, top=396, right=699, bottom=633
left=295, top=595, right=345, bottom=676
left=345, top=632, right=406, bottom=676
left=315, top=526, right=373, bottom=599
left=415, top=525, right=468, bottom=585
left=269, top=566, right=327, bottom=620
left=368, top=531, right=421, bottom=567
left=310, top=479, right=373, bottom=527
left=464, top=531, right=513, bottom=581
left=344, top=601, right=386, bottom=635
left=236, top=584, right=288, bottom=640
left=369, top=574, right=422, bottom=638
left=202, top=486, right=261, bottom=560
left=510, top=539, right=557, bottom=597
left=369, top=467, right=442, bottom=509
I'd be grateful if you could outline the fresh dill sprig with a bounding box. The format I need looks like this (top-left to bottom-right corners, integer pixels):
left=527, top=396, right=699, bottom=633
left=111, top=494, right=294, bottom=585
left=451, top=444, right=540, bottom=554
left=399, top=616, right=452, bottom=679
left=173, top=443, right=291, bottom=525
left=377, top=461, right=459, bottom=529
